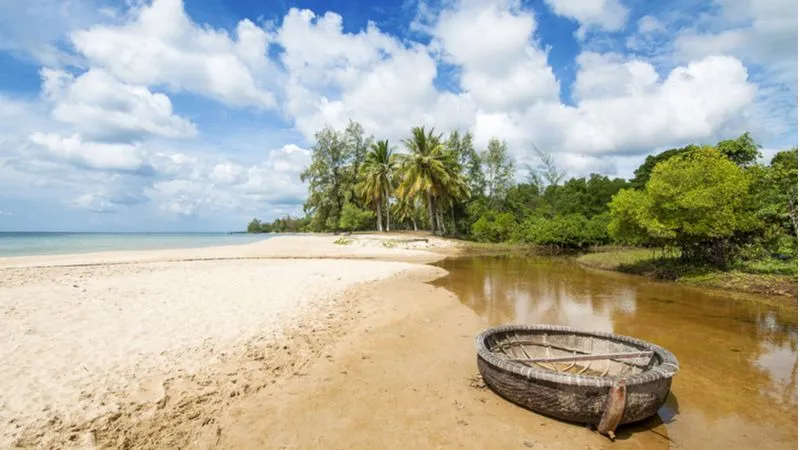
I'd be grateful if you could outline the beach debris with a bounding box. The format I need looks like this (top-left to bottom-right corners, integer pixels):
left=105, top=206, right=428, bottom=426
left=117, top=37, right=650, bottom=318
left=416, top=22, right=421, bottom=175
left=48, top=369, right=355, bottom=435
left=468, top=374, right=487, bottom=390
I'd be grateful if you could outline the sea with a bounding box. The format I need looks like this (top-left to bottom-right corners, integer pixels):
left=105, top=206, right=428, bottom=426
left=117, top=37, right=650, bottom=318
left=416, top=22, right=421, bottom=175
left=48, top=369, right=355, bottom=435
left=0, top=232, right=275, bottom=257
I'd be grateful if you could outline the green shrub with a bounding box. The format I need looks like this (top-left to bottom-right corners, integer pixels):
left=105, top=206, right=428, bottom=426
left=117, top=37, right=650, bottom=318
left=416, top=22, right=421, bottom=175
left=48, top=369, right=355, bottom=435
left=470, top=210, right=517, bottom=242
left=338, top=203, right=375, bottom=232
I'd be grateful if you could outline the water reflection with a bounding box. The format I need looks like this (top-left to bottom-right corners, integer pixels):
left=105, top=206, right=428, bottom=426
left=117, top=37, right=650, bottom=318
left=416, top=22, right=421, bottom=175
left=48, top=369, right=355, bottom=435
left=434, top=256, right=798, bottom=449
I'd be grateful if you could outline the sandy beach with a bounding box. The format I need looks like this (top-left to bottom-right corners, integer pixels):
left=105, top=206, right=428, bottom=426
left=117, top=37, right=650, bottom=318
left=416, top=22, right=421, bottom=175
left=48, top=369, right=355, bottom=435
left=0, top=234, right=456, bottom=448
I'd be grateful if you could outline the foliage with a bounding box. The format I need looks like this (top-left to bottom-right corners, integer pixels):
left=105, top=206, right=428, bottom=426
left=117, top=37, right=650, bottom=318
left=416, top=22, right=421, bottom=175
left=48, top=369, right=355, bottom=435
left=716, top=132, right=761, bottom=167
left=630, top=145, right=695, bottom=190
left=300, top=126, right=354, bottom=231
left=357, top=139, right=396, bottom=232
left=338, top=203, right=375, bottom=232
left=247, top=218, right=262, bottom=233
left=470, top=211, right=517, bottom=243
left=609, top=147, right=759, bottom=266
left=482, top=138, right=515, bottom=206
left=513, top=214, right=601, bottom=250
left=247, top=216, right=309, bottom=233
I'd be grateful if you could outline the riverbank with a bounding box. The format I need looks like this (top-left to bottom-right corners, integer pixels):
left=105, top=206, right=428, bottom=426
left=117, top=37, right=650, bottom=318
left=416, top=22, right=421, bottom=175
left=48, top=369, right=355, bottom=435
left=576, top=248, right=798, bottom=299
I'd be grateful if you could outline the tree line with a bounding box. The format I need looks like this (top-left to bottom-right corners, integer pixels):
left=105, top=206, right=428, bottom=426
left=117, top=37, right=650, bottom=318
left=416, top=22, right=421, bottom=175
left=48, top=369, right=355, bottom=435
left=247, top=122, right=797, bottom=268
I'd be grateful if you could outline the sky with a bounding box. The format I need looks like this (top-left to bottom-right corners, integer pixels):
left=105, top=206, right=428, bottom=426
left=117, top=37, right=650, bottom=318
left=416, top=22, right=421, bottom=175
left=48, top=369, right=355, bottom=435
left=0, top=0, right=796, bottom=232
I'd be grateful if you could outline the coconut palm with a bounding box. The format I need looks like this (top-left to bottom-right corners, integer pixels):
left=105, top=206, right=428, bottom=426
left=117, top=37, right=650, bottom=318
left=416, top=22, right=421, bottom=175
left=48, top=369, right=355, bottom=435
left=397, top=126, right=453, bottom=234
left=436, top=146, right=471, bottom=234
left=357, top=140, right=395, bottom=232
left=393, top=194, right=419, bottom=231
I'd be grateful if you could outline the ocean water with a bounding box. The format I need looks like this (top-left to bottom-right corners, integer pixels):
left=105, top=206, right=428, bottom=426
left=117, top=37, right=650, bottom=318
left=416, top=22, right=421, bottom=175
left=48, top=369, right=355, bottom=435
left=0, top=232, right=276, bottom=257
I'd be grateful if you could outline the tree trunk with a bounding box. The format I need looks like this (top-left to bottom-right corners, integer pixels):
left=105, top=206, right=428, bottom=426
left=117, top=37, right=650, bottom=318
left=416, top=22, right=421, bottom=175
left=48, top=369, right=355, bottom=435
left=384, top=189, right=391, bottom=232
left=436, top=207, right=445, bottom=235
left=376, top=199, right=383, bottom=232
left=427, top=193, right=436, bottom=233
left=450, top=204, right=457, bottom=236
left=412, top=218, right=418, bottom=231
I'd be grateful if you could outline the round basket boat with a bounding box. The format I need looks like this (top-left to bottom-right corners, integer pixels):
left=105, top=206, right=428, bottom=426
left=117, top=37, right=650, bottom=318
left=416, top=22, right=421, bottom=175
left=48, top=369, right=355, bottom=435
left=475, top=324, right=678, bottom=433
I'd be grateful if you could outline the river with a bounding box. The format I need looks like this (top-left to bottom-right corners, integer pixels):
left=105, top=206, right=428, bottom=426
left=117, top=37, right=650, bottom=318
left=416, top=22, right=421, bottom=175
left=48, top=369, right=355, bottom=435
left=434, top=255, right=797, bottom=449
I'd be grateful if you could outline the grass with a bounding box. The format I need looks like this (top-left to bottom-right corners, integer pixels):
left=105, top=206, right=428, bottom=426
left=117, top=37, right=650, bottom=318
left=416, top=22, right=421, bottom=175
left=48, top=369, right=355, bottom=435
left=577, top=248, right=798, bottom=298
left=333, top=237, right=353, bottom=245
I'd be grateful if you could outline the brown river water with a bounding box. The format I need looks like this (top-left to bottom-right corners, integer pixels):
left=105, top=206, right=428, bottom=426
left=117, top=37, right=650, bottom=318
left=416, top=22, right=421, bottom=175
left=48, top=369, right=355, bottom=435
left=433, top=256, right=798, bottom=449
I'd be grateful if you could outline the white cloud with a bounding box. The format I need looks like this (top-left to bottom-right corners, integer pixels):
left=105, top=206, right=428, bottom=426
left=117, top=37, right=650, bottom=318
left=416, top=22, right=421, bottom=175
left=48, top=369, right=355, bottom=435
left=41, top=68, right=197, bottom=142
left=28, top=132, right=148, bottom=172
left=144, top=144, right=310, bottom=217
left=473, top=54, right=757, bottom=160
left=71, top=0, right=277, bottom=108
left=434, top=0, right=559, bottom=111
left=672, top=0, right=797, bottom=85
left=277, top=7, right=475, bottom=142
left=573, top=52, right=660, bottom=101
left=72, top=193, right=119, bottom=213
left=544, top=0, right=630, bottom=37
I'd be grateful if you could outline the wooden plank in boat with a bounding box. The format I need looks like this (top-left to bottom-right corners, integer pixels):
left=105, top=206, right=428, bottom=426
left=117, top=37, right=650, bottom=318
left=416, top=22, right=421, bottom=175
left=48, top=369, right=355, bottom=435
left=510, top=351, right=653, bottom=364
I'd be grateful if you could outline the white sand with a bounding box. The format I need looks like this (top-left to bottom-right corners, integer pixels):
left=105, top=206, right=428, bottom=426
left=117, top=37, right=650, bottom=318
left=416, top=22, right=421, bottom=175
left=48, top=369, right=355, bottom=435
left=0, top=234, right=454, bottom=447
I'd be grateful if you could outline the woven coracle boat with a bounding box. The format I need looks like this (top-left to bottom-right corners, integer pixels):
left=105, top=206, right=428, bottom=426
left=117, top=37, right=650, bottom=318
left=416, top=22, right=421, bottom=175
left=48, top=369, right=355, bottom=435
left=475, top=324, right=679, bottom=438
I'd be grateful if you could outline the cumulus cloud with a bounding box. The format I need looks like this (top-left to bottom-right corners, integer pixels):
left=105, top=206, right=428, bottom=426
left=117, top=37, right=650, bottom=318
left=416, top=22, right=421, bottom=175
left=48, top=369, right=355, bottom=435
left=516, top=55, right=756, bottom=157
left=543, top=0, right=630, bottom=37
left=41, top=68, right=197, bottom=142
left=277, top=7, right=475, bottom=142
left=433, top=0, right=559, bottom=110
left=28, top=132, right=150, bottom=172
left=70, top=0, right=277, bottom=108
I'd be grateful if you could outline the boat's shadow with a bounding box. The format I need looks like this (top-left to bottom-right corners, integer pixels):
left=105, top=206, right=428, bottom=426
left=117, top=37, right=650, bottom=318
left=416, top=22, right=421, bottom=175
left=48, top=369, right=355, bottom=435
left=614, top=392, right=680, bottom=444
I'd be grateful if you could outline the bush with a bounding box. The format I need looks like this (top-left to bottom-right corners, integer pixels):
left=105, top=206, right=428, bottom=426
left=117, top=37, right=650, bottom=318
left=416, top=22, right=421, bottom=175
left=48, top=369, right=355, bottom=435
left=513, top=214, right=603, bottom=250
left=338, top=203, right=375, bottom=232
left=470, top=210, right=517, bottom=242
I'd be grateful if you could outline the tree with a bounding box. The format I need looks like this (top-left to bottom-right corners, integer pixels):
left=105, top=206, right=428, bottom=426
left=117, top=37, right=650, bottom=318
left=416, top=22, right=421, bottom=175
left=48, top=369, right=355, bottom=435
left=357, top=140, right=396, bottom=232
left=345, top=120, right=373, bottom=201
left=717, top=132, right=761, bottom=167
left=586, top=174, right=629, bottom=217
left=532, top=146, right=565, bottom=186
left=482, top=138, right=515, bottom=206
left=608, top=146, right=759, bottom=266
left=247, top=218, right=262, bottom=233
left=398, top=126, right=452, bottom=234
left=630, top=145, right=696, bottom=190
left=447, top=130, right=485, bottom=197
left=769, top=148, right=798, bottom=234
left=300, top=126, right=351, bottom=231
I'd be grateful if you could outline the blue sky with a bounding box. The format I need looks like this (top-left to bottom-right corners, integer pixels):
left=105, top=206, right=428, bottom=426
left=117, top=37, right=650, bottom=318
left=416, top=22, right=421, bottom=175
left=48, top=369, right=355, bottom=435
left=0, top=0, right=796, bottom=231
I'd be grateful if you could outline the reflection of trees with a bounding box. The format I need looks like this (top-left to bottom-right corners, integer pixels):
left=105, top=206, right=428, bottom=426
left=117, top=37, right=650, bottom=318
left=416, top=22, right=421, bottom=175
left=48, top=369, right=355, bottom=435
left=434, top=256, right=798, bottom=443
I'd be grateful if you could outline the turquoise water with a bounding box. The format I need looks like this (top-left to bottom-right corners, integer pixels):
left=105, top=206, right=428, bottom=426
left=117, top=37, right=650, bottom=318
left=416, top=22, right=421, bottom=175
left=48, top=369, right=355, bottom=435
left=0, top=232, right=276, bottom=257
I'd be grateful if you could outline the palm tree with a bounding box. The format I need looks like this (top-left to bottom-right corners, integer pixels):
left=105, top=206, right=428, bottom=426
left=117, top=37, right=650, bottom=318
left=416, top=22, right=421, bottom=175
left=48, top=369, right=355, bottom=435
left=398, top=126, right=452, bottom=234
left=357, top=140, right=395, bottom=232
left=437, top=146, right=471, bottom=234
left=393, top=194, right=419, bottom=231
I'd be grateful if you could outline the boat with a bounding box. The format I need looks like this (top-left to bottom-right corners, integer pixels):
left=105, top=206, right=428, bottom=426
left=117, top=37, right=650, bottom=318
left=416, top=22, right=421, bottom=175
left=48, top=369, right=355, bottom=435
left=475, top=324, right=679, bottom=439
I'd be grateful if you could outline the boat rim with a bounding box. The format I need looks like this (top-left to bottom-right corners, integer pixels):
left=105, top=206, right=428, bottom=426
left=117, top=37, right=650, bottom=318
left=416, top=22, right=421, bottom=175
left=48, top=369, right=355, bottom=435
left=475, top=324, right=679, bottom=388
